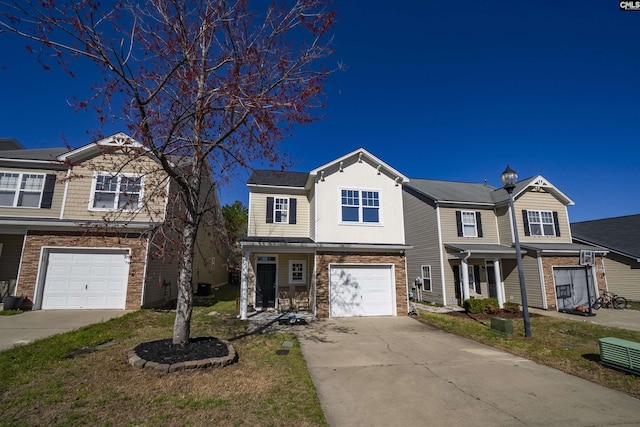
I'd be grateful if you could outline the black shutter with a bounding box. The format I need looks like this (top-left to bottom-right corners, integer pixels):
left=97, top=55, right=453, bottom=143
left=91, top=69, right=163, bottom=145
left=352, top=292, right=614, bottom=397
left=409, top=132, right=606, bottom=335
left=456, top=211, right=463, bottom=237
left=522, top=210, right=530, bottom=236
left=266, top=197, right=274, bottom=223
left=474, top=265, right=481, bottom=294
left=552, top=211, right=561, bottom=237
left=40, top=174, right=56, bottom=209
left=289, top=198, right=297, bottom=224
left=476, top=212, right=483, bottom=238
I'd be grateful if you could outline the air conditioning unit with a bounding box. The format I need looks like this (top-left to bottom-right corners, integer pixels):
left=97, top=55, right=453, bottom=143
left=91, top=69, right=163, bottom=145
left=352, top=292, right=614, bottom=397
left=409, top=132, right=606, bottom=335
left=599, top=337, right=640, bottom=374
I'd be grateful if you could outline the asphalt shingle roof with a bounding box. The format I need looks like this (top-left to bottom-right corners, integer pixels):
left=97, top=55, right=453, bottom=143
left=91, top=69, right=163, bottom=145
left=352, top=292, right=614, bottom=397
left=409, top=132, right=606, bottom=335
left=0, top=147, right=69, bottom=161
left=406, top=178, right=499, bottom=204
left=247, top=170, right=309, bottom=187
left=571, top=214, right=640, bottom=260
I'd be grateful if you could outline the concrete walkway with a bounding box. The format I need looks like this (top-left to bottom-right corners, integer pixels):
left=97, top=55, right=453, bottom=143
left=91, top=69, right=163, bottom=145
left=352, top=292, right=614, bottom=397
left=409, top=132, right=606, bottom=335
left=296, top=317, right=640, bottom=427
left=0, top=310, right=130, bottom=351
left=529, top=306, right=640, bottom=332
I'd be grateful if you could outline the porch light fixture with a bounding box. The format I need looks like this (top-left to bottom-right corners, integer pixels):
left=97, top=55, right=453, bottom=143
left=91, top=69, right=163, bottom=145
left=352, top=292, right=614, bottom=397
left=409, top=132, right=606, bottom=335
left=501, top=165, right=532, bottom=337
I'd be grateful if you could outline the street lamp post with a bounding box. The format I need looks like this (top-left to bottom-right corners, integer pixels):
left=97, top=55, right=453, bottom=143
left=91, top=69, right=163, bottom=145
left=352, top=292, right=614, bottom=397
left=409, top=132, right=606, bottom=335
left=501, top=165, right=532, bottom=337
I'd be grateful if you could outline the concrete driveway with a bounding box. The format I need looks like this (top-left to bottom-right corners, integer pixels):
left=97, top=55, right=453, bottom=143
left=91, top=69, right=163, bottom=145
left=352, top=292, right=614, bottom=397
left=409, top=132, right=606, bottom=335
left=0, top=310, right=130, bottom=351
left=296, top=317, right=640, bottom=427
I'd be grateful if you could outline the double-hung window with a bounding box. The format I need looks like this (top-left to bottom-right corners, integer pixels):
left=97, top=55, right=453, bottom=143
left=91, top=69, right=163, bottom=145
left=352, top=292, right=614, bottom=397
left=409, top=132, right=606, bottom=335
left=527, top=210, right=555, bottom=236
left=461, top=211, right=477, bottom=237
left=274, top=197, right=289, bottom=223
left=289, top=260, right=306, bottom=284
left=341, top=189, right=380, bottom=223
left=421, top=265, right=432, bottom=292
left=0, top=172, right=45, bottom=207
left=91, top=173, right=143, bottom=211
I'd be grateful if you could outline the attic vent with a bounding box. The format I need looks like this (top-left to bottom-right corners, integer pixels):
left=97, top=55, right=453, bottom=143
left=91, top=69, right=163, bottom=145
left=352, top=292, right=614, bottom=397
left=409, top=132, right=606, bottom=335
left=599, top=337, right=640, bottom=374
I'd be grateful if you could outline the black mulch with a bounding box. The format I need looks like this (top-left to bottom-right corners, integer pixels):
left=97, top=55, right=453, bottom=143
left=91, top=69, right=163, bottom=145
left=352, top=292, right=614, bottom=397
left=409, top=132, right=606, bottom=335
left=133, top=337, right=229, bottom=364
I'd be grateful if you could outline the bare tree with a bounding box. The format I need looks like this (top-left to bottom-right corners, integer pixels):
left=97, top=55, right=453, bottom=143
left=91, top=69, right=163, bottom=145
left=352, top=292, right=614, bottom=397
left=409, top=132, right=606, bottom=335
left=0, top=0, right=335, bottom=344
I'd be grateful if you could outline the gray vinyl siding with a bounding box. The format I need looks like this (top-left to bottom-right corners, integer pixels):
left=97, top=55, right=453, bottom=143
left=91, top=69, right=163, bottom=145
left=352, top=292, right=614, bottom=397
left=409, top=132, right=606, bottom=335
left=603, top=253, right=640, bottom=302
left=402, top=187, right=443, bottom=304
left=0, top=168, right=66, bottom=218
left=501, top=256, right=545, bottom=308
left=0, top=234, right=24, bottom=284
left=496, top=205, right=512, bottom=246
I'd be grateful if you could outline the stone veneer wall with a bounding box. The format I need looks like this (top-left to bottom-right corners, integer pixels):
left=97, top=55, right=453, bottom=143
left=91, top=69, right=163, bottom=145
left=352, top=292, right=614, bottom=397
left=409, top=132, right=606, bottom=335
left=17, top=231, right=148, bottom=310
left=540, top=255, right=605, bottom=310
left=315, top=252, right=408, bottom=318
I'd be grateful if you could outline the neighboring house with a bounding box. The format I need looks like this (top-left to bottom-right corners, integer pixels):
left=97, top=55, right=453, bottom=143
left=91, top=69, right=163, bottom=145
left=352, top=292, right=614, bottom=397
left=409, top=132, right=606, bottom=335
left=0, top=133, right=227, bottom=310
left=572, top=214, right=640, bottom=302
left=403, top=175, right=606, bottom=311
left=238, top=148, right=410, bottom=319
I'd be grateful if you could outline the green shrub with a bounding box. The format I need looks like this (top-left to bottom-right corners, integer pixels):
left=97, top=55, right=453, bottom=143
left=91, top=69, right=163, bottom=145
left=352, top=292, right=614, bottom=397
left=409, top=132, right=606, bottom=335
left=463, top=298, right=500, bottom=314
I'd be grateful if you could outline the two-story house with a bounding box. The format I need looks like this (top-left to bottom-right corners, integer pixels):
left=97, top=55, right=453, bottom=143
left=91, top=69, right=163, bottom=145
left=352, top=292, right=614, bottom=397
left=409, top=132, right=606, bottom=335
left=403, top=175, right=607, bottom=312
left=238, top=148, right=410, bottom=319
left=0, top=133, right=227, bottom=310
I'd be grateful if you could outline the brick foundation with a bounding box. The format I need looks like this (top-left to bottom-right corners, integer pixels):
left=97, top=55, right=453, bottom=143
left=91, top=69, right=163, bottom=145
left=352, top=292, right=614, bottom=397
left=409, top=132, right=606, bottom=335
left=315, top=252, right=407, bottom=318
left=17, top=231, right=148, bottom=310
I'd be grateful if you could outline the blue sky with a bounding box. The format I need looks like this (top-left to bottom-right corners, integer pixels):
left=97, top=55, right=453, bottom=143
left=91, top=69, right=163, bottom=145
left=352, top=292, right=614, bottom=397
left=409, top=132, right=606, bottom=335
left=1, top=1, right=639, bottom=222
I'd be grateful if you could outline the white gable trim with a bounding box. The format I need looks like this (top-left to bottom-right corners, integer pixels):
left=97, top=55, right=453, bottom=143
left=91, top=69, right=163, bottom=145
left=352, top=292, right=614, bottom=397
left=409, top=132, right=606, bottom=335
left=514, top=175, right=574, bottom=206
left=57, top=132, right=145, bottom=162
left=309, top=148, right=409, bottom=184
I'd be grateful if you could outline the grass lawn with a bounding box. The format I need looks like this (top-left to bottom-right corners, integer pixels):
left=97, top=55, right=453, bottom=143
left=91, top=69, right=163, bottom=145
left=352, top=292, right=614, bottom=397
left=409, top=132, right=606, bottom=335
left=0, top=285, right=326, bottom=427
left=415, top=309, right=640, bottom=399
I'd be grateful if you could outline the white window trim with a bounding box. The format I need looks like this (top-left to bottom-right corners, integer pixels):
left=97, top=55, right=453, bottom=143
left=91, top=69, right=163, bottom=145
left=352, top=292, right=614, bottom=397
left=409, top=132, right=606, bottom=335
left=527, top=209, right=556, bottom=237
left=273, top=197, right=290, bottom=224
left=88, top=172, right=144, bottom=212
left=461, top=210, right=477, bottom=238
left=0, top=171, right=45, bottom=208
left=289, top=260, right=306, bottom=284
left=338, top=187, right=383, bottom=225
left=421, top=265, right=432, bottom=292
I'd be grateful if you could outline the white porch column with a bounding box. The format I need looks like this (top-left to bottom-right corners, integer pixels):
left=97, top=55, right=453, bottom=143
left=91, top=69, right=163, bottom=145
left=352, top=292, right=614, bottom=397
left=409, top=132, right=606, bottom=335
left=461, top=258, right=470, bottom=302
left=240, top=250, right=249, bottom=320
left=493, top=259, right=504, bottom=308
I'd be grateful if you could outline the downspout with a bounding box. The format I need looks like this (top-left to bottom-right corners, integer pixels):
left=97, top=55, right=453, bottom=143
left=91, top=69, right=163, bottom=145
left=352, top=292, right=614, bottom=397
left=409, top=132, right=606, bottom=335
left=59, top=166, right=72, bottom=219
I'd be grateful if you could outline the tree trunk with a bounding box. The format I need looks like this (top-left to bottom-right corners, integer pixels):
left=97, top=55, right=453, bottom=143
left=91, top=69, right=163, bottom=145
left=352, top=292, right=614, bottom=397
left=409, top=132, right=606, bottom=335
left=173, top=217, right=197, bottom=345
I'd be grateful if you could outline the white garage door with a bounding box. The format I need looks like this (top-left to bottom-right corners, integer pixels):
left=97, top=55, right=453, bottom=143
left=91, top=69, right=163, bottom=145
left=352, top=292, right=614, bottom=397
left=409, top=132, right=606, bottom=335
left=330, top=265, right=395, bottom=317
left=41, top=249, right=129, bottom=309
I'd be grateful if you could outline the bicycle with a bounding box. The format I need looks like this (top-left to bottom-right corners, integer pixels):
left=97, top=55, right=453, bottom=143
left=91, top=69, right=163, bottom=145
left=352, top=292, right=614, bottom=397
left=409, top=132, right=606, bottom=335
left=591, top=290, right=627, bottom=310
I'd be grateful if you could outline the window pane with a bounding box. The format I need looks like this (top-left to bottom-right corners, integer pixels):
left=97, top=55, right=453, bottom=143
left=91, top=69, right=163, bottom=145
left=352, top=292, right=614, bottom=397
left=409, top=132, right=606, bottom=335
left=528, top=211, right=540, bottom=223
left=362, top=207, right=379, bottom=223
left=17, top=192, right=40, bottom=207
left=463, top=224, right=476, bottom=237
left=341, top=190, right=359, bottom=206
left=120, top=176, right=141, bottom=193
left=93, top=192, right=116, bottom=209
left=362, top=191, right=379, bottom=207
left=342, top=206, right=359, bottom=222
left=20, top=174, right=44, bottom=191
left=0, top=173, right=19, bottom=190
left=530, top=224, right=542, bottom=235
left=543, top=224, right=554, bottom=235
left=118, top=193, right=140, bottom=209
left=0, top=191, right=15, bottom=206
left=96, top=175, right=117, bottom=191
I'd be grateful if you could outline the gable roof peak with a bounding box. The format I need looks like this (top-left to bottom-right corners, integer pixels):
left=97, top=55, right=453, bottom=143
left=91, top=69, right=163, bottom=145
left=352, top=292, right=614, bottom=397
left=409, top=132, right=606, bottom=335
left=310, top=147, right=409, bottom=183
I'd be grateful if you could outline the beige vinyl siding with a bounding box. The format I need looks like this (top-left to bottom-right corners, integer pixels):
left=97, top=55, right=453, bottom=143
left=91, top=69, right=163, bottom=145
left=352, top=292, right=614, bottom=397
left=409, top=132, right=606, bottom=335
left=62, top=153, right=167, bottom=222
left=603, top=253, right=640, bottom=302
left=248, top=191, right=310, bottom=238
left=402, top=188, right=443, bottom=304
left=439, top=206, right=499, bottom=244
left=496, top=205, right=513, bottom=246
left=0, top=168, right=66, bottom=218
left=501, top=257, right=545, bottom=308
left=514, top=190, right=572, bottom=243
left=0, top=234, right=24, bottom=283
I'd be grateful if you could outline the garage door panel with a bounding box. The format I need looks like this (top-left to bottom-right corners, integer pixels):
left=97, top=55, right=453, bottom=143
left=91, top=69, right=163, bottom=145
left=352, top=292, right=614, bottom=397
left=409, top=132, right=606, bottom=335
left=330, top=265, right=394, bottom=317
left=41, top=249, right=129, bottom=310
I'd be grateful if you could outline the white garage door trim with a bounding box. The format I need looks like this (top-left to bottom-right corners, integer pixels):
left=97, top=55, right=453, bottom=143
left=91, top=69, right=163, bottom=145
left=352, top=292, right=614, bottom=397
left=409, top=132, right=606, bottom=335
left=329, top=264, right=396, bottom=317
left=36, top=247, right=130, bottom=310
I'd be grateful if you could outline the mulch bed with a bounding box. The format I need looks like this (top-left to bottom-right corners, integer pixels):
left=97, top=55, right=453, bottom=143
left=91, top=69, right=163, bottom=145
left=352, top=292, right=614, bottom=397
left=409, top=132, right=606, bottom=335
left=445, top=309, right=540, bottom=323
left=133, top=337, right=229, bottom=364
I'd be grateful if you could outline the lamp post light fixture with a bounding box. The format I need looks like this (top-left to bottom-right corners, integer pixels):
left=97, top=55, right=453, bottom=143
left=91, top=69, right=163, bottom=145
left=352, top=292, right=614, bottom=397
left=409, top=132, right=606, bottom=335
left=501, top=165, right=532, bottom=337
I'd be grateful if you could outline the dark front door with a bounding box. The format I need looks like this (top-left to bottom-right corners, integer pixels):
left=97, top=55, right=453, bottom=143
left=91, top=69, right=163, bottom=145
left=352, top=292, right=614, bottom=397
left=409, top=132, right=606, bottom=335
left=256, top=263, right=277, bottom=309
left=487, top=264, right=498, bottom=299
